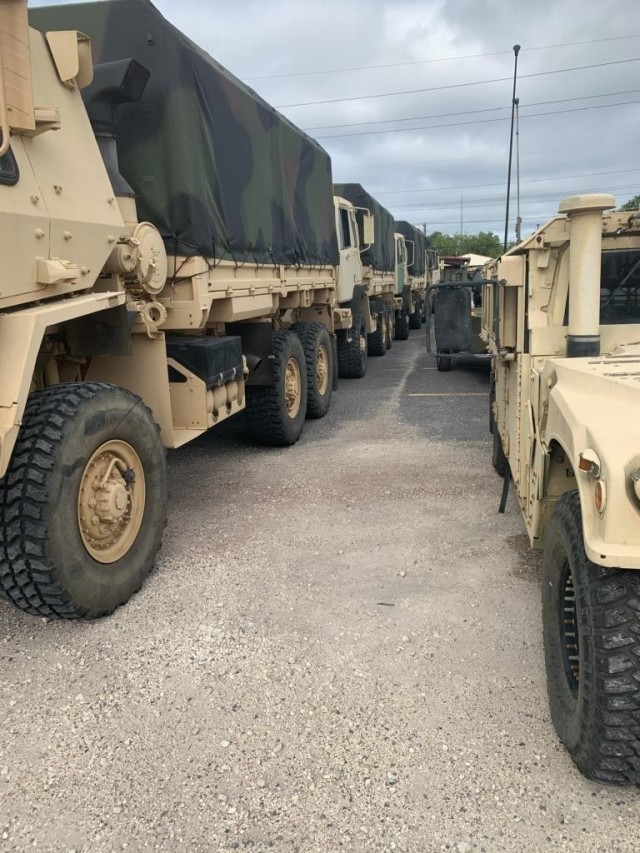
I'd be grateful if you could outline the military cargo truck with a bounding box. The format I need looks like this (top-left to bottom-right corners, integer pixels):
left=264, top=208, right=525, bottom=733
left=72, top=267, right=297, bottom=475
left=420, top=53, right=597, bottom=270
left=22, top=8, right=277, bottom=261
left=333, top=183, right=397, bottom=375
left=0, top=0, right=345, bottom=619
left=395, top=221, right=428, bottom=331
left=484, top=193, right=640, bottom=783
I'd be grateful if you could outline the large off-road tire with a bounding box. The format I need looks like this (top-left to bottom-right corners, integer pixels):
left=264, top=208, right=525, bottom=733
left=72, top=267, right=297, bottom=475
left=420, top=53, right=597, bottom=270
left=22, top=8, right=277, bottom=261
left=543, top=491, right=640, bottom=784
left=0, top=382, right=167, bottom=619
left=395, top=310, right=410, bottom=341
left=337, top=312, right=368, bottom=379
left=436, top=353, right=452, bottom=372
left=291, top=322, right=333, bottom=419
left=409, top=304, right=422, bottom=330
left=385, top=305, right=393, bottom=350
left=367, top=313, right=387, bottom=357
left=492, top=429, right=507, bottom=476
left=245, top=330, right=307, bottom=446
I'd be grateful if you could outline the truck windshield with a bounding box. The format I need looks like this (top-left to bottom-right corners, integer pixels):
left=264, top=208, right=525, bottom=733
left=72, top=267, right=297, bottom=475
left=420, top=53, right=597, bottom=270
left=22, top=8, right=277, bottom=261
left=600, top=249, right=640, bottom=324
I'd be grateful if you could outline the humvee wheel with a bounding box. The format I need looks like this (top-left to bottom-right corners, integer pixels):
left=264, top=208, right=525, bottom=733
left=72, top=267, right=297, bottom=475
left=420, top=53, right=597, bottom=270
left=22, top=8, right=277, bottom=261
left=368, top=314, right=387, bottom=357
left=492, top=429, right=507, bottom=476
left=337, top=312, right=367, bottom=379
left=0, top=383, right=167, bottom=619
left=409, top=305, right=422, bottom=330
left=543, top=491, right=640, bottom=784
left=292, top=322, right=333, bottom=419
left=246, top=330, right=307, bottom=445
left=395, top=310, right=409, bottom=341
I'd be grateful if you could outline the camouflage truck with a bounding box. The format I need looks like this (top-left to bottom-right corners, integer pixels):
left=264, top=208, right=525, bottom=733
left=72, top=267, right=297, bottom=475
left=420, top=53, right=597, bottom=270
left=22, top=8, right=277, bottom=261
left=332, top=183, right=397, bottom=375
left=394, top=221, right=428, bottom=331
left=484, top=193, right=640, bottom=783
left=0, top=0, right=346, bottom=619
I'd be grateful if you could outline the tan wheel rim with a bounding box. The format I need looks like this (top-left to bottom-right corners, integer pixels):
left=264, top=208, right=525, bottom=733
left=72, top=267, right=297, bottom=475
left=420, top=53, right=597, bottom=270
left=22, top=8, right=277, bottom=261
left=285, top=357, right=302, bottom=419
left=359, top=328, right=367, bottom=355
left=77, top=440, right=146, bottom=564
left=316, top=345, right=329, bottom=396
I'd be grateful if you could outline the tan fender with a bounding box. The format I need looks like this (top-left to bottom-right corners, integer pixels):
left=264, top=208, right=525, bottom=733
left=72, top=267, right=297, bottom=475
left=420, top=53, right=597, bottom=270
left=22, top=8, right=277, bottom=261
left=0, top=291, right=125, bottom=477
left=544, top=354, right=640, bottom=569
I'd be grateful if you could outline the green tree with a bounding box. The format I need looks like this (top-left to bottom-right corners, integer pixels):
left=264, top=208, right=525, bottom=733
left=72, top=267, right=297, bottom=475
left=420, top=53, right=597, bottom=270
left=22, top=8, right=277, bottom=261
left=428, top=230, right=504, bottom=258
left=619, top=194, right=640, bottom=211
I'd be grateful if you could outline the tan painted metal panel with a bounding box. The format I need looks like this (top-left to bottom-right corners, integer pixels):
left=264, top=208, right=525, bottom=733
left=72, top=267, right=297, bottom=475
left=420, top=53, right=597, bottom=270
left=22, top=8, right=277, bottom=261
left=0, top=0, right=34, bottom=132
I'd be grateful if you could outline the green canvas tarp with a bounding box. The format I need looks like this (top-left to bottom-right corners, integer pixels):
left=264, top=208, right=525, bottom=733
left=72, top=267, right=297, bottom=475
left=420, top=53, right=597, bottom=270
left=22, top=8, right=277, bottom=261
left=333, top=183, right=395, bottom=273
left=395, top=221, right=428, bottom=277
left=30, top=0, right=339, bottom=267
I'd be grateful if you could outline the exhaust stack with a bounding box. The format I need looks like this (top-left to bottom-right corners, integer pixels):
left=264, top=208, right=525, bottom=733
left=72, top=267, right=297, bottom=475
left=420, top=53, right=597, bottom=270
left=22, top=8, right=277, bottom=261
left=83, top=58, right=150, bottom=200
left=558, top=193, right=615, bottom=358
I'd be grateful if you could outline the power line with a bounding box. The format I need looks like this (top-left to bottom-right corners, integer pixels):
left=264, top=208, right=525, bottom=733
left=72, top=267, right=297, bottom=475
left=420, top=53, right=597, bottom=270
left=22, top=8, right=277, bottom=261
left=244, top=33, right=640, bottom=80
left=390, top=184, right=640, bottom=211
left=370, top=167, right=640, bottom=196
left=331, top=141, right=637, bottom=171
left=317, top=97, right=640, bottom=140
left=303, top=88, right=640, bottom=131
left=276, top=57, right=640, bottom=108
left=391, top=182, right=639, bottom=212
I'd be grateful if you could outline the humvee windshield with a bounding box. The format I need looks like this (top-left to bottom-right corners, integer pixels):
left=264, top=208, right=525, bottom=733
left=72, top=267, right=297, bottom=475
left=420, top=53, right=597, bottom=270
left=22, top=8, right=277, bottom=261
left=600, top=249, right=640, bottom=324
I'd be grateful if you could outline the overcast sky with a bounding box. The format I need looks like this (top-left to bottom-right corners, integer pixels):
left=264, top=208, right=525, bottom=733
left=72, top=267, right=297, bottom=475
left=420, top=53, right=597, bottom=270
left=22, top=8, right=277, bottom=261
left=32, top=0, right=640, bottom=241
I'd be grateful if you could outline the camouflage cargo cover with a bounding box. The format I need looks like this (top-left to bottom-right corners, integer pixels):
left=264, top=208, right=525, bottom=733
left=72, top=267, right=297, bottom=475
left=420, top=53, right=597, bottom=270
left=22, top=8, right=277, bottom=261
left=30, top=0, right=340, bottom=267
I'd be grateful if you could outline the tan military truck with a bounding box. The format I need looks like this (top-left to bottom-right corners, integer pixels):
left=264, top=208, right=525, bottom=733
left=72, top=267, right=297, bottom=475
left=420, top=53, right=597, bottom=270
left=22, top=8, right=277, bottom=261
left=333, top=183, right=397, bottom=375
left=0, top=0, right=345, bottom=619
left=484, top=193, right=640, bottom=783
left=394, top=220, right=428, bottom=332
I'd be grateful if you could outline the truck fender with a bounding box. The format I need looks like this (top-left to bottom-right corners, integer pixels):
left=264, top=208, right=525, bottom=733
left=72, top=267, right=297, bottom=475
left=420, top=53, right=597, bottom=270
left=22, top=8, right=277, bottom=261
left=0, top=292, right=126, bottom=478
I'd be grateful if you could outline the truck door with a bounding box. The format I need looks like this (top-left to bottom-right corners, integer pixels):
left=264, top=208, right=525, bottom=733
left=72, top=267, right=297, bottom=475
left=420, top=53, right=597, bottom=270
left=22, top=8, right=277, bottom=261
left=335, top=203, right=363, bottom=304
left=0, top=138, right=50, bottom=304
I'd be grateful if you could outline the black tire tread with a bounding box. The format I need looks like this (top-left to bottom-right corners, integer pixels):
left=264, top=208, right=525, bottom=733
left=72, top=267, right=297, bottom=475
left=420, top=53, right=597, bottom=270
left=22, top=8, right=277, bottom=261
left=543, top=491, right=640, bottom=785
left=0, top=382, right=163, bottom=619
left=245, top=330, right=307, bottom=446
left=291, top=322, right=333, bottom=419
left=337, top=313, right=367, bottom=379
left=395, top=311, right=409, bottom=341
left=368, top=315, right=386, bottom=357
left=409, top=305, right=422, bottom=330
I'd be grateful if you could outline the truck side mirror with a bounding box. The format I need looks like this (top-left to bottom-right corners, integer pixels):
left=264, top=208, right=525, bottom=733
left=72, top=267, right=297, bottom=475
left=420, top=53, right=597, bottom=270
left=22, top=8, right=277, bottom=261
left=362, top=212, right=375, bottom=245
left=45, top=30, right=94, bottom=90
left=406, top=239, right=415, bottom=268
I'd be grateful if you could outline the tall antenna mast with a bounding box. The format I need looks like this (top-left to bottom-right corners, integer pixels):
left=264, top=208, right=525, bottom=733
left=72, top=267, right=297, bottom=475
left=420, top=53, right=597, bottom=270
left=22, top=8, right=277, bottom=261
left=515, top=97, right=522, bottom=243
left=503, top=44, right=521, bottom=252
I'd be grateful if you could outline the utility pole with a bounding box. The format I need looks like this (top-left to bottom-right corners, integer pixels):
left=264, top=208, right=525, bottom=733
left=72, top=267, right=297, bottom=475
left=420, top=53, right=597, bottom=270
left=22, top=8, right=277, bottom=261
left=460, top=193, right=463, bottom=235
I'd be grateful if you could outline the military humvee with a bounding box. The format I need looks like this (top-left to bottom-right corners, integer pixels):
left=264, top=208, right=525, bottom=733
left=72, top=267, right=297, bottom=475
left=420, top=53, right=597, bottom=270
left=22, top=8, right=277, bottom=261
left=484, top=193, right=640, bottom=783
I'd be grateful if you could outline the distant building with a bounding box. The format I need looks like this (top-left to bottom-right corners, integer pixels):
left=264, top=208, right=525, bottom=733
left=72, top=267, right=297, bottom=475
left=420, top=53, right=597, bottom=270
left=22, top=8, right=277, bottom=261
left=438, top=254, right=492, bottom=282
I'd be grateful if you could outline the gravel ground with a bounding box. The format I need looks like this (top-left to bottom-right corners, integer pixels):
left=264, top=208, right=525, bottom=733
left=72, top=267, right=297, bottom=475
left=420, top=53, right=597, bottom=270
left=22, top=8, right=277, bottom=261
left=1, top=332, right=639, bottom=852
